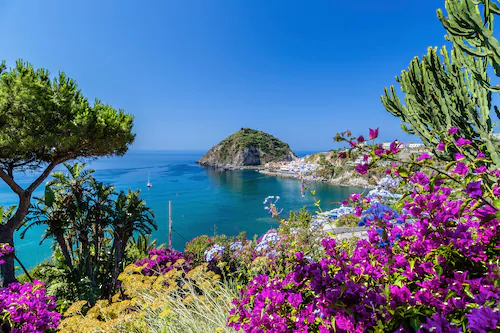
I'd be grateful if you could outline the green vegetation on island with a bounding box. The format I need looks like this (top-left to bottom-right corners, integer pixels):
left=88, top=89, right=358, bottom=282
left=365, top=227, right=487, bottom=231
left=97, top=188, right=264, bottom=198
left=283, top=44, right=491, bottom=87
left=197, top=128, right=297, bottom=169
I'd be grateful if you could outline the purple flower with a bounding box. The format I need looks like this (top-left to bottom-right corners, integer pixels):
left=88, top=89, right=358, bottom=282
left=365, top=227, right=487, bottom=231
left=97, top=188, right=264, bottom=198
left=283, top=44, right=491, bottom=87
left=389, top=141, right=400, bottom=154
left=455, top=152, right=465, bottom=160
left=369, top=128, right=379, bottom=140
left=421, top=313, right=461, bottom=333
left=448, top=127, right=458, bottom=135
left=454, top=162, right=468, bottom=175
left=356, top=163, right=369, bottom=175
left=456, top=137, right=472, bottom=147
left=494, top=185, right=500, bottom=196
left=475, top=166, right=487, bottom=174
left=437, top=142, right=445, bottom=151
left=466, top=307, right=500, bottom=333
left=417, top=152, right=431, bottom=161
left=465, top=181, right=482, bottom=198
left=357, top=135, right=365, bottom=143
left=476, top=151, right=486, bottom=159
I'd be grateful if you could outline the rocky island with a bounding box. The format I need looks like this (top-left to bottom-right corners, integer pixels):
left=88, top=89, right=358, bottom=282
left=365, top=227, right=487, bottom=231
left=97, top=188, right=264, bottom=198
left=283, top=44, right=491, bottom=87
left=197, top=128, right=297, bottom=170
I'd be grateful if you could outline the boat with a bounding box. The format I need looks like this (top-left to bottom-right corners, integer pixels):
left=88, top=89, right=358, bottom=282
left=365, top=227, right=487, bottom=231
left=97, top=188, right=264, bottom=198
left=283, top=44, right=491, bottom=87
left=147, top=172, right=152, bottom=188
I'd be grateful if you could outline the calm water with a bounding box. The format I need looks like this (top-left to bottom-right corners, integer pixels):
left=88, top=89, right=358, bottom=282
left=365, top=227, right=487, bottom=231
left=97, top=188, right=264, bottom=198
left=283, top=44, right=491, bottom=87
left=0, top=151, right=361, bottom=269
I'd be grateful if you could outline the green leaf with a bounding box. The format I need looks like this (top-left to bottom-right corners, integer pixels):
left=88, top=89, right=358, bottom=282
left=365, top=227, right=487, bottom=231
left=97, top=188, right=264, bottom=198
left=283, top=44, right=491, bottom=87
left=410, top=318, right=421, bottom=331
left=493, top=200, right=500, bottom=210
left=445, top=161, right=458, bottom=171
left=398, top=166, right=409, bottom=178
left=44, top=186, right=55, bottom=207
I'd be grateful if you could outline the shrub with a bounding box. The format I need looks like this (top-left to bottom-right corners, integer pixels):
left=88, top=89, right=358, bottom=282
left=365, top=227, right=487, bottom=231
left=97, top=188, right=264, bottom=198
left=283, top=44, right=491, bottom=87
left=0, top=281, right=61, bottom=333
left=228, top=130, right=500, bottom=332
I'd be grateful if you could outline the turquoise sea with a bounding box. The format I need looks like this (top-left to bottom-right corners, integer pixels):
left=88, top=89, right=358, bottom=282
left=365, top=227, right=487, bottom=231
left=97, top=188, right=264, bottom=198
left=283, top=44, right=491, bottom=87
left=0, top=151, right=361, bottom=270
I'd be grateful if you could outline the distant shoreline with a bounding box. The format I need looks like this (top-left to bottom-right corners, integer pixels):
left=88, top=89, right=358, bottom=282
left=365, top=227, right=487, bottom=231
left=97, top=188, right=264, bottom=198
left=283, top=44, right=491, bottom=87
left=258, top=169, right=375, bottom=189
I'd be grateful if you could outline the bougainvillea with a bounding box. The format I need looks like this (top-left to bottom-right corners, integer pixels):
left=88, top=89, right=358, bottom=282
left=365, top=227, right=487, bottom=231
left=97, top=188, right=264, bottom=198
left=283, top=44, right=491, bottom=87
left=228, top=129, right=500, bottom=332
left=0, top=243, right=14, bottom=265
left=135, top=248, right=189, bottom=276
left=0, top=280, right=61, bottom=333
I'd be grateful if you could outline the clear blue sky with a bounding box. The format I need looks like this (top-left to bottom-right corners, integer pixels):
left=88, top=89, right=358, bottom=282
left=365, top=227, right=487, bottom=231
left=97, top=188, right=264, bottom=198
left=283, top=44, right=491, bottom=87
left=0, top=1, right=447, bottom=151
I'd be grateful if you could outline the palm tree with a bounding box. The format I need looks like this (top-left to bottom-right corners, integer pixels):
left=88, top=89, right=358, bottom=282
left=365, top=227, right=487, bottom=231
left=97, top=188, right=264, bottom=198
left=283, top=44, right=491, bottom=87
left=22, top=199, right=74, bottom=270
left=111, top=189, right=156, bottom=288
left=87, top=180, right=115, bottom=272
left=49, top=163, right=96, bottom=285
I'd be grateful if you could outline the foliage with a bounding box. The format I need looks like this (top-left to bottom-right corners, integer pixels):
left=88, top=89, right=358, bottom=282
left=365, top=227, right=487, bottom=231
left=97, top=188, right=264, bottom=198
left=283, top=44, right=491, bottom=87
left=21, top=162, right=157, bottom=302
left=0, top=59, right=135, bottom=285
left=381, top=3, right=500, bottom=167
left=135, top=248, right=189, bottom=276
left=0, top=280, right=60, bottom=333
left=58, top=262, right=237, bottom=333
left=206, top=127, right=295, bottom=164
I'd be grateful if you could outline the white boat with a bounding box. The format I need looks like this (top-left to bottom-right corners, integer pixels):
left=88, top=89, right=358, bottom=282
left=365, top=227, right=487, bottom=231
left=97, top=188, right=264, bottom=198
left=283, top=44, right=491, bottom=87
left=147, top=172, right=152, bottom=188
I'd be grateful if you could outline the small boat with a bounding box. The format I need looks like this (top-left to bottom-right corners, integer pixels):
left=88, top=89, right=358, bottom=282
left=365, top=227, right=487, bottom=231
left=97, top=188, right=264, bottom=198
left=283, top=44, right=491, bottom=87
left=147, top=172, right=152, bottom=188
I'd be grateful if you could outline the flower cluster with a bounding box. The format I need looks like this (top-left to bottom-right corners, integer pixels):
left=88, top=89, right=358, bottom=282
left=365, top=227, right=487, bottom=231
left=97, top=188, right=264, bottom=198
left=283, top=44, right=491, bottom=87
left=205, top=244, right=226, bottom=262
left=254, top=231, right=280, bottom=253
left=0, top=281, right=61, bottom=333
left=0, top=243, right=14, bottom=265
left=228, top=130, right=500, bottom=332
left=263, top=195, right=283, bottom=218
left=135, top=248, right=188, bottom=275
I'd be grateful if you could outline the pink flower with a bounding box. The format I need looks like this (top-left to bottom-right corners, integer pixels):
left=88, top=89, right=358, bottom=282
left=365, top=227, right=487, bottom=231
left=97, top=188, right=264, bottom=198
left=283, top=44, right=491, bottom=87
left=448, top=127, right=458, bottom=135
left=356, top=163, right=369, bottom=175
left=417, top=152, right=431, bottom=161
left=476, top=151, right=486, bottom=159
left=493, top=185, right=500, bottom=196
left=338, top=152, right=347, bottom=159
left=437, top=142, right=445, bottom=151
left=389, top=141, right=400, bottom=154
left=357, top=135, right=365, bottom=143
left=456, top=138, right=472, bottom=147
left=455, top=152, right=465, bottom=160
left=369, top=128, right=379, bottom=140
left=475, top=166, right=487, bottom=174
left=354, top=206, right=363, bottom=216
left=454, top=162, right=468, bottom=175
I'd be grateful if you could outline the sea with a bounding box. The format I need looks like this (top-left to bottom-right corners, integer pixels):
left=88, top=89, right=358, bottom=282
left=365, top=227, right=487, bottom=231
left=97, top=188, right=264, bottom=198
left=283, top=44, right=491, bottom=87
left=0, top=150, right=362, bottom=269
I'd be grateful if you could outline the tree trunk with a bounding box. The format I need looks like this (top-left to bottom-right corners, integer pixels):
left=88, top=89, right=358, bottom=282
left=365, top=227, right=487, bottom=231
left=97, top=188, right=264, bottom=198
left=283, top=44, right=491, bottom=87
left=112, top=237, right=124, bottom=294
left=0, top=191, right=31, bottom=286
left=55, top=234, right=73, bottom=268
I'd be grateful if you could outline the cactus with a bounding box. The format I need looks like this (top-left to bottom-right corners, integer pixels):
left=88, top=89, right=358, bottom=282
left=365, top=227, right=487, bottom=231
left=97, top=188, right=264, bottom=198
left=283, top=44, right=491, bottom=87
left=381, top=2, right=500, bottom=167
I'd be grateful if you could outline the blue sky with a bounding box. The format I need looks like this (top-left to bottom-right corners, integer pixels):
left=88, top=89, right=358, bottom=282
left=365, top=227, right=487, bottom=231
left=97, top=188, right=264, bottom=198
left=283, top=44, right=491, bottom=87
left=0, top=1, right=447, bottom=151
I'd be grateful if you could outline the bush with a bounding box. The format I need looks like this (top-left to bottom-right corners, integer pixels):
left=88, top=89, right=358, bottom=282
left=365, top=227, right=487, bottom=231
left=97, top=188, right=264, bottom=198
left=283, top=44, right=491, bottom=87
left=0, top=281, right=61, bottom=333
left=228, top=130, right=500, bottom=332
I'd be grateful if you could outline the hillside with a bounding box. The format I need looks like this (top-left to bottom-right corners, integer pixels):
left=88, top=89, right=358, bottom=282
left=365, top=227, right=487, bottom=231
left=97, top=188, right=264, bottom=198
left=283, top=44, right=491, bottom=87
left=197, top=128, right=297, bottom=169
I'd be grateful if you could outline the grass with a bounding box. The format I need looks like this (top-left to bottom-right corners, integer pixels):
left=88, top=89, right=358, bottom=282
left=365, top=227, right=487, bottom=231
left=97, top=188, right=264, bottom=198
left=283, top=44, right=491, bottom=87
left=136, top=274, right=239, bottom=333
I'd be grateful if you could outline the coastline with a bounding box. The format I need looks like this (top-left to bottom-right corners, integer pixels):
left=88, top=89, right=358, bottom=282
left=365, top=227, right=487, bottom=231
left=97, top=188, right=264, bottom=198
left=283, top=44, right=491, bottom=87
left=258, top=169, right=376, bottom=189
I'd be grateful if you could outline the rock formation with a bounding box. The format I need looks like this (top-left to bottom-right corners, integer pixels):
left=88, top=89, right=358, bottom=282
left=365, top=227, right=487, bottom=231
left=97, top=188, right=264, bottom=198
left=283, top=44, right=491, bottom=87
left=197, top=128, right=297, bottom=169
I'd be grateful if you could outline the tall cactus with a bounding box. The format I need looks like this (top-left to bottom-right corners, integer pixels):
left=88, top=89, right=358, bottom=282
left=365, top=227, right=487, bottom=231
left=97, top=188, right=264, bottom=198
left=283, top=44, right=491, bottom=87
left=381, top=1, right=500, bottom=167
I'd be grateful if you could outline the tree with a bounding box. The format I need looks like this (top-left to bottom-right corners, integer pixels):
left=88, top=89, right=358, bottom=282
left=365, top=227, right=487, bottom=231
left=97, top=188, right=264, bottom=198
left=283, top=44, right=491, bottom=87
left=111, top=189, right=156, bottom=287
left=0, top=60, right=135, bottom=285
left=380, top=1, right=500, bottom=167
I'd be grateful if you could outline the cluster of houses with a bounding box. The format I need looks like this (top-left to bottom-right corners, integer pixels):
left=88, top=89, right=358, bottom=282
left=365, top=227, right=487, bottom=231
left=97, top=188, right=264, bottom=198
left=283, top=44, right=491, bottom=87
left=264, top=158, right=319, bottom=177
left=262, top=142, right=429, bottom=178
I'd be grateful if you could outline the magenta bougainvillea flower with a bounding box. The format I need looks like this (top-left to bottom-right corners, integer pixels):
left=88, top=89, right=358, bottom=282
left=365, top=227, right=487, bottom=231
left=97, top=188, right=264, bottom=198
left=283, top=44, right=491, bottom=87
left=369, top=127, right=379, bottom=140
left=0, top=281, right=61, bottom=333
left=355, top=163, right=369, bottom=175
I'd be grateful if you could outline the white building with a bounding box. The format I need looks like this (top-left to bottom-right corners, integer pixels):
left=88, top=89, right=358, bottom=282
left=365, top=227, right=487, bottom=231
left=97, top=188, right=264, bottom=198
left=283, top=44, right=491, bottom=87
left=408, top=142, right=425, bottom=149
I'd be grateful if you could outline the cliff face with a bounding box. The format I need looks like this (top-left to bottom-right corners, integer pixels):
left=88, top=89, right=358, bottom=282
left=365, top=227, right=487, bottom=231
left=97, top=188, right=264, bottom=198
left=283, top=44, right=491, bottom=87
left=197, top=128, right=297, bottom=169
